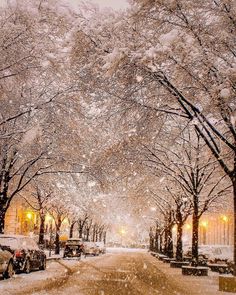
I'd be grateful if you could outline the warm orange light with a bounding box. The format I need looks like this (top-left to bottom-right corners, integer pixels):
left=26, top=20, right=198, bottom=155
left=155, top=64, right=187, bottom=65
left=46, top=214, right=53, bottom=222
left=62, top=218, right=69, bottom=225
left=119, top=227, right=126, bottom=236
left=26, top=212, right=33, bottom=220
left=172, top=225, right=177, bottom=232
left=185, top=224, right=191, bottom=230
left=222, top=215, right=228, bottom=222
left=201, top=221, right=208, bottom=228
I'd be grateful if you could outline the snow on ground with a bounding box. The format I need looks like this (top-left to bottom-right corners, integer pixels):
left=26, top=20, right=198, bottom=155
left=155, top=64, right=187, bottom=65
left=107, top=247, right=147, bottom=253
left=44, top=249, right=62, bottom=260
left=0, top=257, right=86, bottom=295
left=0, top=249, right=232, bottom=295
left=0, top=261, right=67, bottom=293
left=149, top=254, right=230, bottom=295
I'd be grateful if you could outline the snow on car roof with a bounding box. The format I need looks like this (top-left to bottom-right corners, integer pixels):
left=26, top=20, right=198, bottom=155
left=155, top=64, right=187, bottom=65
left=0, top=234, right=28, bottom=238
left=0, top=234, right=39, bottom=250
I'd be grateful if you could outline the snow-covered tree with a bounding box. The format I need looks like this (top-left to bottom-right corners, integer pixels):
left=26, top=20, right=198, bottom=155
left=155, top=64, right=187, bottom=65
left=71, top=0, right=236, bottom=273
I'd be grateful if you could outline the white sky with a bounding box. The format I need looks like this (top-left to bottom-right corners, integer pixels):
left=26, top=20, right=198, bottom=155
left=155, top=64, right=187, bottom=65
left=71, top=0, right=129, bottom=10
left=0, top=0, right=130, bottom=10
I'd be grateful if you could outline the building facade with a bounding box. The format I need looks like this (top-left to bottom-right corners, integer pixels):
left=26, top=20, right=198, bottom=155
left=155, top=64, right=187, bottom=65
left=4, top=195, right=70, bottom=241
left=180, top=212, right=234, bottom=246
left=4, top=195, right=39, bottom=235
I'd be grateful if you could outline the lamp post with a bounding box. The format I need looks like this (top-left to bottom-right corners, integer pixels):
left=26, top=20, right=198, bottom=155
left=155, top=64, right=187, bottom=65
left=221, top=215, right=229, bottom=245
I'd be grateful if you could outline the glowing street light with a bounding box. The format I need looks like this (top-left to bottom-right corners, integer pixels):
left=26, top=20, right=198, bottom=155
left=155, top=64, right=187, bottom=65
left=221, top=215, right=229, bottom=245
left=222, top=215, right=228, bottom=222
left=119, top=228, right=126, bottom=236
left=185, top=223, right=191, bottom=230
left=46, top=214, right=53, bottom=223
left=172, top=225, right=177, bottom=232
left=201, top=221, right=208, bottom=228
left=26, top=212, right=33, bottom=220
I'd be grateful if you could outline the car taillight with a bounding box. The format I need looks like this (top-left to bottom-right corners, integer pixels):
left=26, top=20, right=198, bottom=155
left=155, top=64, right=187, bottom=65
left=15, top=249, right=24, bottom=258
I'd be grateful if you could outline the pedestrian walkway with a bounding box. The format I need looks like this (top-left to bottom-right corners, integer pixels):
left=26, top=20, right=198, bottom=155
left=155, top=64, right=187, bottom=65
left=149, top=254, right=230, bottom=295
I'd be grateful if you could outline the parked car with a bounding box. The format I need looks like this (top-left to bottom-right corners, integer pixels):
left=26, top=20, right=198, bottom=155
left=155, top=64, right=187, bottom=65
left=83, top=242, right=100, bottom=256
left=63, top=238, right=84, bottom=258
left=0, top=246, right=14, bottom=279
left=0, top=235, right=46, bottom=274
left=95, top=242, right=106, bottom=254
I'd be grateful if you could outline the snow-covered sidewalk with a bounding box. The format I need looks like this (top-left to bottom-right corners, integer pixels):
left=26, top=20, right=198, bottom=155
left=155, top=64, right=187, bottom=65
left=149, top=254, right=230, bottom=295
left=44, top=249, right=63, bottom=260
left=0, top=259, right=80, bottom=295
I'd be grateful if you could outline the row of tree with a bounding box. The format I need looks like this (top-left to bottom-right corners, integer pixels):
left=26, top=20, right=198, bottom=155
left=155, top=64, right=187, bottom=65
left=70, top=0, right=235, bottom=274
left=21, top=181, right=108, bottom=254
left=0, top=1, right=110, bottom=257
left=0, top=0, right=235, bottom=273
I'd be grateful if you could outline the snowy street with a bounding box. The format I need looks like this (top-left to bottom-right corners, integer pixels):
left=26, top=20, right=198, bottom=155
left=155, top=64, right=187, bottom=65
left=0, top=0, right=236, bottom=293
left=0, top=249, right=230, bottom=295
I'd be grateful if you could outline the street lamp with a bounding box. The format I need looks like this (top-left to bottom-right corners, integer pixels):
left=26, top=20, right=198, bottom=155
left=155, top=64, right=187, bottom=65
left=185, top=224, right=191, bottom=230
left=221, top=215, right=229, bottom=245
left=26, top=212, right=33, bottom=220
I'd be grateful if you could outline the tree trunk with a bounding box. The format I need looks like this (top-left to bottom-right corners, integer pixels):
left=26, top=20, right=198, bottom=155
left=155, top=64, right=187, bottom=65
left=92, top=225, right=96, bottom=242
left=103, top=231, right=106, bottom=244
left=232, top=175, right=236, bottom=276
left=69, top=222, right=75, bottom=239
left=164, top=228, right=168, bottom=255
left=167, top=227, right=173, bottom=258
left=99, top=230, right=103, bottom=242
left=192, top=210, right=199, bottom=266
left=38, top=214, right=45, bottom=245
left=160, top=232, right=163, bottom=253
left=176, top=222, right=183, bottom=261
left=78, top=222, right=83, bottom=239
left=149, top=236, right=154, bottom=251
left=0, top=209, right=6, bottom=234
left=55, top=221, right=61, bottom=255
left=164, top=227, right=173, bottom=257
left=155, top=227, right=159, bottom=253
left=85, top=228, right=89, bottom=241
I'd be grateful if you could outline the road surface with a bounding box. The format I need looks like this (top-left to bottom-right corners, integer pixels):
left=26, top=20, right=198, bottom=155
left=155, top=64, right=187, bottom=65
left=32, top=251, right=188, bottom=295
left=0, top=249, right=226, bottom=295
